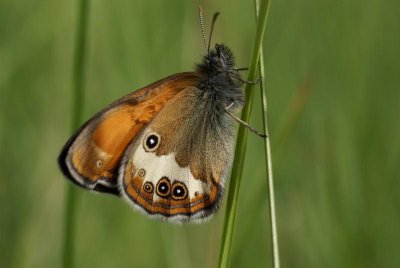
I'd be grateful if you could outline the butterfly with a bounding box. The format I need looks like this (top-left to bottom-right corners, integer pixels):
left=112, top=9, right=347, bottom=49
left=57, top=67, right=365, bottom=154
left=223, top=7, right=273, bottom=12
left=58, top=8, right=263, bottom=223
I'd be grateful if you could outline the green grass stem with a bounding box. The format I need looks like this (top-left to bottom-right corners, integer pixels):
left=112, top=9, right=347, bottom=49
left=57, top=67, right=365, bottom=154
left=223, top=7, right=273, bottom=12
left=218, top=0, right=272, bottom=267
left=254, top=0, right=280, bottom=266
left=62, top=0, right=90, bottom=267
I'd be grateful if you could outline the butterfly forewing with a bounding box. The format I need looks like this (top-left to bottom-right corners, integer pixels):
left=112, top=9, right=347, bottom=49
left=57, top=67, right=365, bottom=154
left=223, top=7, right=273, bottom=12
left=58, top=73, right=200, bottom=194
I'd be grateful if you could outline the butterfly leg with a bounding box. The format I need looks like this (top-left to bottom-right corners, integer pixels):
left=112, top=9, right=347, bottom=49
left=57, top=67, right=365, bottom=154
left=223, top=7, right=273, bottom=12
left=240, top=76, right=263, bottom=85
left=225, top=103, right=267, bottom=138
left=234, top=67, right=249, bottom=72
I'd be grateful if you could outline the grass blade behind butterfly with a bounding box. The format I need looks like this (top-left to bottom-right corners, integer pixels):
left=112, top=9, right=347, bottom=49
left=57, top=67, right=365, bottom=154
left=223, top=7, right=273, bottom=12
left=63, top=0, right=90, bottom=267
left=218, top=0, right=272, bottom=267
left=254, top=0, right=280, bottom=266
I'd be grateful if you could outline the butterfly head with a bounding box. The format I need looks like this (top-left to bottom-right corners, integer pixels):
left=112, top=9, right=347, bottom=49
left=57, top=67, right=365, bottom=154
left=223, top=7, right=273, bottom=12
left=197, top=43, right=236, bottom=75
left=197, top=44, right=242, bottom=87
left=208, top=43, right=235, bottom=71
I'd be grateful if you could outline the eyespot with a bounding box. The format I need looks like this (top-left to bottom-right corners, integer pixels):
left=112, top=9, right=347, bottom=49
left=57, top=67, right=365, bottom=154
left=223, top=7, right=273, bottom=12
left=138, top=168, right=146, bottom=177
left=156, top=177, right=171, bottom=198
left=143, top=181, right=154, bottom=194
left=171, top=181, right=188, bottom=200
left=96, top=160, right=103, bottom=168
left=143, top=132, right=161, bottom=152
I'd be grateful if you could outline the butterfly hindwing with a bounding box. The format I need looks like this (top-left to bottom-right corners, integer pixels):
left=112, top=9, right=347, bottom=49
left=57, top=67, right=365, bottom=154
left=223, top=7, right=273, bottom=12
left=119, top=86, right=237, bottom=222
left=58, top=73, right=200, bottom=194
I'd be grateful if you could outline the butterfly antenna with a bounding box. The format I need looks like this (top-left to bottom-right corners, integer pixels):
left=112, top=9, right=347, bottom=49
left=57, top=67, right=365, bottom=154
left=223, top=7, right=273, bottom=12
left=198, top=6, right=207, bottom=53
left=207, top=12, right=220, bottom=56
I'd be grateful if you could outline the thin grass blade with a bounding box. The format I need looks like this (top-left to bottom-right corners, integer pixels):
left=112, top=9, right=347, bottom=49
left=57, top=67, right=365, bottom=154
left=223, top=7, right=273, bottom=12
left=62, top=0, right=90, bottom=267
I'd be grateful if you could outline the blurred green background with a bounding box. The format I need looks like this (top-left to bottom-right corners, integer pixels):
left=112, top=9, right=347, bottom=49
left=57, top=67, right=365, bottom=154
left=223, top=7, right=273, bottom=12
left=1, top=0, right=399, bottom=267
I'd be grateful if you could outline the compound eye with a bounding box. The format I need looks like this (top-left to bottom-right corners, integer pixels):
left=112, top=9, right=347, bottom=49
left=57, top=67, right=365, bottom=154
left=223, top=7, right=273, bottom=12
left=156, top=177, right=171, bottom=198
left=171, top=181, right=188, bottom=200
left=143, top=132, right=161, bottom=152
